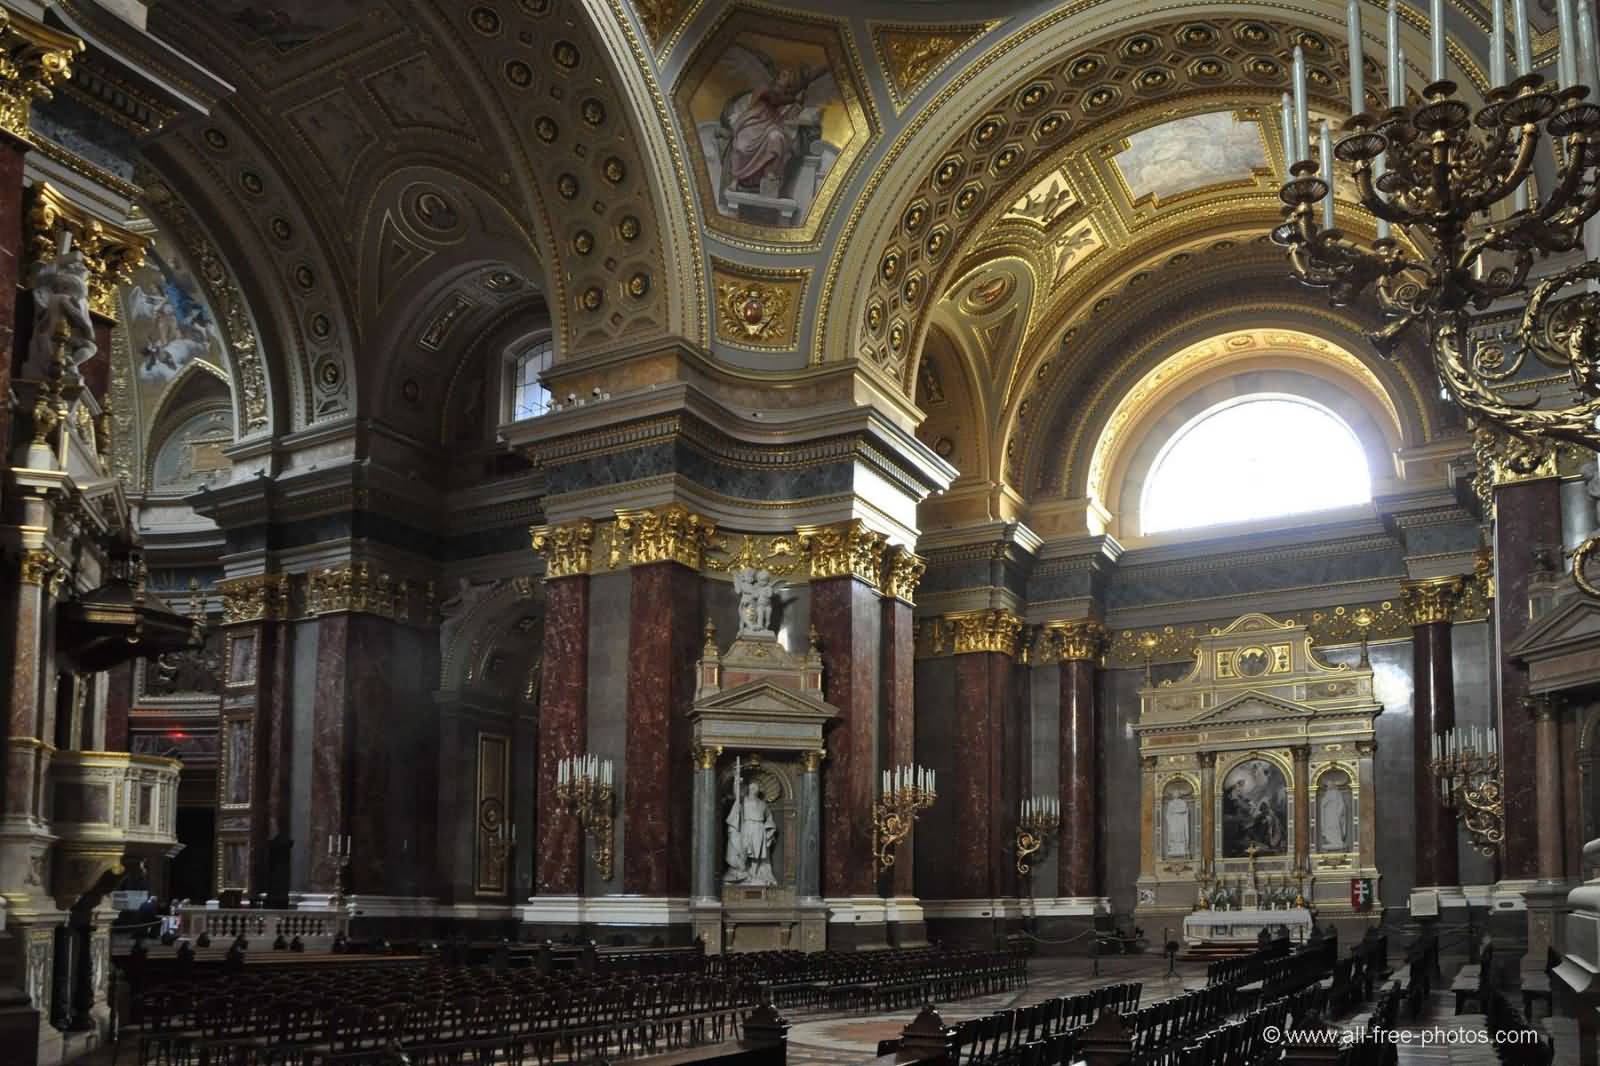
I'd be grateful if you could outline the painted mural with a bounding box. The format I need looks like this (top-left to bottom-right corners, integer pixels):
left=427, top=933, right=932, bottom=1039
left=1114, top=111, right=1268, bottom=203
left=203, top=2, right=364, bottom=51
left=678, top=10, right=874, bottom=241
left=151, top=408, right=234, bottom=493
left=1221, top=756, right=1289, bottom=856
left=121, top=237, right=227, bottom=411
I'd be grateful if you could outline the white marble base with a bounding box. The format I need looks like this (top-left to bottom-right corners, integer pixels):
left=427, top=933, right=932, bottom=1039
left=518, top=896, right=692, bottom=926
left=1023, top=897, right=1110, bottom=917
left=883, top=896, right=926, bottom=925
left=824, top=896, right=889, bottom=925
left=920, top=898, right=1024, bottom=920
left=1183, top=907, right=1313, bottom=945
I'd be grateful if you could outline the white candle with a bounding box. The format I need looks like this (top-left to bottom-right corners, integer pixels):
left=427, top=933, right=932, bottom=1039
left=1293, top=46, right=1311, bottom=162
left=1492, top=0, right=1508, bottom=86
left=1280, top=93, right=1295, bottom=167
left=1430, top=0, right=1447, bottom=83
left=1578, top=0, right=1600, bottom=90
left=1348, top=0, right=1366, bottom=111
left=1320, top=120, right=1336, bottom=230
left=1387, top=0, right=1403, bottom=105
left=1558, top=0, right=1579, bottom=87
left=1513, top=0, right=1533, bottom=76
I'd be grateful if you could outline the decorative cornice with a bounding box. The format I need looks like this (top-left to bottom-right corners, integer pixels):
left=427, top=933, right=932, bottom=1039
left=948, top=608, right=1024, bottom=656
left=1400, top=575, right=1466, bottom=627
left=881, top=546, right=925, bottom=604
left=797, top=519, right=887, bottom=587
left=218, top=574, right=290, bottom=625
left=0, top=9, right=79, bottom=144
left=611, top=505, right=716, bottom=569
left=531, top=519, right=596, bottom=579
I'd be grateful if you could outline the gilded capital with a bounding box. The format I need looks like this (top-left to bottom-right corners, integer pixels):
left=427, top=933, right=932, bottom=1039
left=531, top=518, right=596, bottom=578
left=1522, top=693, right=1564, bottom=722
left=0, top=11, right=79, bottom=143
left=1052, top=619, right=1106, bottom=663
left=881, top=546, right=925, bottom=604
left=1197, top=751, right=1217, bottom=769
left=219, top=573, right=290, bottom=624
left=692, top=745, right=722, bottom=770
left=612, top=505, right=715, bottom=569
left=798, top=749, right=825, bottom=773
left=1400, top=575, right=1465, bottom=627
left=28, top=183, right=148, bottom=320
left=948, top=608, right=1025, bottom=656
left=18, top=548, right=63, bottom=591
left=306, top=564, right=403, bottom=618
left=796, top=519, right=887, bottom=586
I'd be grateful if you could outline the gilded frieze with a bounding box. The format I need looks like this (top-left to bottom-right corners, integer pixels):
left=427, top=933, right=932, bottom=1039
left=531, top=518, right=597, bottom=578
left=705, top=532, right=806, bottom=575
left=711, top=259, right=808, bottom=351
left=218, top=574, right=290, bottom=624
left=612, top=505, right=717, bottom=569
left=868, top=21, right=993, bottom=115
left=305, top=564, right=413, bottom=619
left=632, top=0, right=701, bottom=54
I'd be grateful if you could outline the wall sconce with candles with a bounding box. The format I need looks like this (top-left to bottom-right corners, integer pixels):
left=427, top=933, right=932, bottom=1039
left=1429, top=724, right=1504, bottom=856
left=1015, top=795, right=1060, bottom=876
left=325, top=834, right=351, bottom=903
left=874, top=764, right=936, bottom=870
left=556, top=753, right=615, bottom=881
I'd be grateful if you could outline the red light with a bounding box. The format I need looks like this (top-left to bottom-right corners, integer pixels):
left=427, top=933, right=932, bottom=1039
left=168, top=732, right=187, bottom=739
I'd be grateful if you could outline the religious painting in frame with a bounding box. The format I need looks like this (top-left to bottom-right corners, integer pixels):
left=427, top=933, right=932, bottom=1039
left=225, top=632, right=257, bottom=688
left=1220, top=754, right=1289, bottom=857
left=221, top=717, right=253, bottom=808
left=474, top=733, right=510, bottom=897
left=674, top=3, right=878, bottom=247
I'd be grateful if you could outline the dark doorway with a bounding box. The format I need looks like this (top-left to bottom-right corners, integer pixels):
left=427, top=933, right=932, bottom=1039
left=170, top=807, right=214, bottom=903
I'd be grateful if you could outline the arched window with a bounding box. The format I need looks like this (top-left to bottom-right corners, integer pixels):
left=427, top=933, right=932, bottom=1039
left=1141, top=394, right=1371, bottom=534
left=509, top=339, right=554, bottom=420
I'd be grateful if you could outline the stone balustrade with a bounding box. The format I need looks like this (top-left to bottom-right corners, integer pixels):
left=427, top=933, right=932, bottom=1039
left=176, top=905, right=348, bottom=946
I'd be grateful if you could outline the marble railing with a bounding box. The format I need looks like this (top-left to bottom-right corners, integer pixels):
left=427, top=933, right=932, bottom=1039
left=176, top=905, right=348, bottom=945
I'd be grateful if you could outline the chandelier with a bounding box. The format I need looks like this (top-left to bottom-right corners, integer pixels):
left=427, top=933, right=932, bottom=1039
left=1274, top=0, right=1600, bottom=453
left=1429, top=725, right=1504, bottom=855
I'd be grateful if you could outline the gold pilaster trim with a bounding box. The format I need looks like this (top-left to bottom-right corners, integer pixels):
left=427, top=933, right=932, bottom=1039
left=27, top=183, right=148, bottom=321
left=881, top=546, right=925, bottom=604
left=948, top=608, right=1024, bottom=656
left=1400, top=576, right=1466, bottom=627
left=218, top=574, right=289, bottom=624
left=531, top=518, right=596, bottom=578
left=1050, top=619, right=1106, bottom=663
left=796, top=519, right=887, bottom=587
left=0, top=10, right=79, bottom=144
left=611, top=505, right=716, bottom=569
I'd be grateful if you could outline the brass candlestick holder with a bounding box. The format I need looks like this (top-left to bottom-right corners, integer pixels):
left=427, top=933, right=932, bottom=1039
left=874, top=764, right=935, bottom=870
left=1015, top=795, right=1060, bottom=876
left=1429, top=726, right=1503, bottom=857
left=556, top=753, right=616, bottom=881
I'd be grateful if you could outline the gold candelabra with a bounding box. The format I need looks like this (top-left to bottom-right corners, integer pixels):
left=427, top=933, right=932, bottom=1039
left=1429, top=725, right=1504, bottom=856
left=325, top=834, right=351, bottom=905
left=556, top=753, right=615, bottom=881
left=874, top=764, right=935, bottom=870
left=1273, top=1, right=1600, bottom=466
left=1014, top=795, right=1060, bottom=876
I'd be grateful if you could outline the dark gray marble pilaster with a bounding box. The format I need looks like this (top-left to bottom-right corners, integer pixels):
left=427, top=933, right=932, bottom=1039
left=692, top=750, right=719, bottom=902
left=797, top=752, right=822, bottom=900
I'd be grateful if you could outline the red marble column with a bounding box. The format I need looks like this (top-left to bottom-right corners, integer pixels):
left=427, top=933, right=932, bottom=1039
left=1056, top=622, right=1104, bottom=900
left=537, top=574, right=589, bottom=895
left=624, top=561, right=698, bottom=896
left=1403, top=577, right=1462, bottom=889
left=0, top=136, right=26, bottom=450
left=814, top=574, right=880, bottom=899
left=880, top=587, right=916, bottom=898
left=1494, top=478, right=1563, bottom=881
left=947, top=610, right=1023, bottom=901
left=308, top=613, right=352, bottom=893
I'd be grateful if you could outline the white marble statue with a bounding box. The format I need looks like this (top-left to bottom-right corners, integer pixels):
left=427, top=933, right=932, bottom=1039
left=28, top=236, right=97, bottom=376
left=732, top=567, right=780, bottom=638
left=1318, top=779, right=1352, bottom=851
left=724, top=777, right=777, bottom=886
left=1164, top=793, right=1192, bottom=858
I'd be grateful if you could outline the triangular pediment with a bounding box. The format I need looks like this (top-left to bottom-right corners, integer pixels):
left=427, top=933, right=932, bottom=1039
left=1191, top=689, right=1316, bottom=723
left=1509, top=595, right=1600, bottom=662
left=693, top=679, right=838, bottom=721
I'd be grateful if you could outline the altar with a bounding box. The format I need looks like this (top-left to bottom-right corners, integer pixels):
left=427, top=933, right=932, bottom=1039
left=1182, top=907, right=1313, bottom=946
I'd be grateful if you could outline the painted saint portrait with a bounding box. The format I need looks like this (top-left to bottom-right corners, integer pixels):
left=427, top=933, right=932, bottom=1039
left=1221, top=756, right=1289, bottom=856
left=1114, top=111, right=1268, bottom=204
left=677, top=12, right=875, bottom=242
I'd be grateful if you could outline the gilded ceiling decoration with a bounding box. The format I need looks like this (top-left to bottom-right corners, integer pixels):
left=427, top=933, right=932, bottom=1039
left=711, top=258, right=808, bottom=351
left=869, top=21, right=995, bottom=116
left=674, top=2, right=879, bottom=249
left=631, top=0, right=701, bottom=54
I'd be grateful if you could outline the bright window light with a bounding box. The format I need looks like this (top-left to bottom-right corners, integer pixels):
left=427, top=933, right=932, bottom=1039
left=1141, top=394, right=1371, bottom=535
left=511, top=339, right=554, bottom=420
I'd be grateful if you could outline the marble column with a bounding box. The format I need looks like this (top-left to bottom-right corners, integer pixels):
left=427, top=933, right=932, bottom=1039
left=1494, top=477, right=1563, bottom=881
left=1292, top=745, right=1311, bottom=877
left=1198, top=752, right=1217, bottom=877
left=1530, top=696, right=1567, bottom=883
left=691, top=746, right=721, bottom=903
left=1402, top=575, right=1464, bottom=889
left=1056, top=621, right=1104, bottom=901
left=949, top=610, right=1023, bottom=902
left=624, top=559, right=700, bottom=897
left=1139, top=756, right=1159, bottom=879
left=879, top=549, right=921, bottom=900
left=796, top=749, right=823, bottom=900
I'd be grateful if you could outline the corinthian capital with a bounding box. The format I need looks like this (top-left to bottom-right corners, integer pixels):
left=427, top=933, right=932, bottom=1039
left=1399, top=575, right=1464, bottom=627
left=0, top=10, right=80, bottom=143
left=531, top=518, right=597, bottom=578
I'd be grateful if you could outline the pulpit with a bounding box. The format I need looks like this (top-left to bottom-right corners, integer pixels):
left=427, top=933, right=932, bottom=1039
left=1132, top=613, right=1384, bottom=944
left=687, top=610, right=837, bottom=954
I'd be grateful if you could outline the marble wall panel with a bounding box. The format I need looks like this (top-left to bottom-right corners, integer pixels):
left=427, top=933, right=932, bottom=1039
left=814, top=578, right=880, bottom=899
left=537, top=577, right=589, bottom=894
left=1100, top=663, right=1188, bottom=914
left=289, top=619, right=318, bottom=890
left=587, top=571, right=632, bottom=897
left=542, top=445, right=856, bottom=503
left=309, top=615, right=350, bottom=893
left=1107, top=539, right=1405, bottom=610
left=914, top=655, right=957, bottom=899
left=882, top=598, right=916, bottom=897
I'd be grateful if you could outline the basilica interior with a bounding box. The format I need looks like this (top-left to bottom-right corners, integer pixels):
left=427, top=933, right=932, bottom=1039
left=3, top=0, right=1600, bottom=1063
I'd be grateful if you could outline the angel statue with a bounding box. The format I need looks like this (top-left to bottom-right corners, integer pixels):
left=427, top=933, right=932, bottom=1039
left=712, top=43, right=839, bottom=212
left=732, top=567, right=781, bottom=638
left=27, top=235, right=96, bottom=377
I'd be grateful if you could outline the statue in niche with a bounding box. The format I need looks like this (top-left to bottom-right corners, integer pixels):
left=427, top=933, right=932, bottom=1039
left=733, top=568, right=782, bottom=638
left=724, top=774, right=777, bottom=886
left=28, top=238, right=97, bottom=375
left=1163, top=790, right=1192, bottom=858
left=1317, top=772, right=1353, bottom=851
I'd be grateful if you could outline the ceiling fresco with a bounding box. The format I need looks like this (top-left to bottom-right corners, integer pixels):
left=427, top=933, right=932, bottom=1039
left=1111, top=110, right=1270, bottom=205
